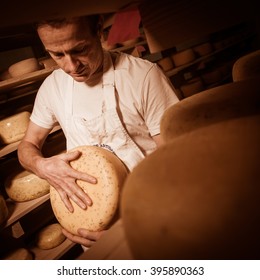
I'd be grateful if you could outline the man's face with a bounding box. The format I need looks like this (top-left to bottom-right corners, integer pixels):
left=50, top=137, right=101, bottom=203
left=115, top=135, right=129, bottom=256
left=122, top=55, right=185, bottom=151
left=37, top=20, right=103, bottom=83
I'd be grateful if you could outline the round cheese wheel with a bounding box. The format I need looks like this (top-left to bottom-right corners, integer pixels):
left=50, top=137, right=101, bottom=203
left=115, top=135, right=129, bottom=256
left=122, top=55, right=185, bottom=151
left=161, top=78, right=260, bottom=143
left=0, top=194, right=8, bottom=225
left=157, top=57, right=174, bottom=72
left=121, top=116, right=260, bottom=259
left=4, top=248, right=33, bottom=260
left=38, top=57, right=57, bottom=69
left=180, top=77, right=204, bottom=97
left=171, top=48, right=196, bottom=67
left=36, top=223, right=66, bottom=250
left=193, top=42, right=213, bottom=56
left=8, top=58, right=40, bottom=78
left=0, top=111, right=30, bottom=144
left=232, top=49, right=260, bottom=82
left=0, top=69, right=11, bottom=80
left=5, top=170, right=50, bottom=202
left=50, top=145, right=128, bottom=234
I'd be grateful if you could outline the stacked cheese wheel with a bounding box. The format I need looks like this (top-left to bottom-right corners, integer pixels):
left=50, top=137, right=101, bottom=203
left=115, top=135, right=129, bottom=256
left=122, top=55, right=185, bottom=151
left=157, top=57, right=174, bottom=72
left=50, top=145, right=128, bottom=235
left=192, top=42, right=213, bottom=57
left=171, top=48, right=195, bottom=66
left=4, top=248, right=33, bottom=260
left=8, top=58, right=40, bottom=78
left=5, top=170, right=50, bottom=202
left=120, top=78, right=260, bottom=259
left=36, top=223, right=66, bottom=250
left=160, top=78, right=260, bottom=142
left=180, top=77, right=204, bottom=98
left=0, top=111, right=30, bottom=145
left=232, top=49, right=260, bottom=82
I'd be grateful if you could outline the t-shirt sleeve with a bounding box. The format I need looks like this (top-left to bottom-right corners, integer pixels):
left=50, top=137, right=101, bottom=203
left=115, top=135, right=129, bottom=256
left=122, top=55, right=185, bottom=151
left=141, top=64, right=179, bottom=136
left=30, top=75, right=58, bottom=129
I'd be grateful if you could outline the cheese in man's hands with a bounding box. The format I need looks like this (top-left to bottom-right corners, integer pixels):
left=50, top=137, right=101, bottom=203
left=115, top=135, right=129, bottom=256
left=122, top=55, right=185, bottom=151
left=50, top=145, right=128, bottom=235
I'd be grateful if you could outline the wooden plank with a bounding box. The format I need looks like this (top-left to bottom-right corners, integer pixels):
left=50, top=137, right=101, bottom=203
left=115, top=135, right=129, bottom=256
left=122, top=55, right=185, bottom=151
left=139, top=0, right=257, bottom=53
left=0, top=125, right=61, bottom=158
left=0, top=66, right=59, bottom=92
left=4, top=194, right=50, bottom=228
left=0, top=0, right=140, bottom=28
left=30, top=238, right=76, bottom=260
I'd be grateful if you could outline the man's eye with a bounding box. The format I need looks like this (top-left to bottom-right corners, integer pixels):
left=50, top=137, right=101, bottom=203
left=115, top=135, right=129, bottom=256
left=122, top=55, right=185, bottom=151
left=53, top=53, right=63, bottom=58
left=74, top=46, right=89, bottom=54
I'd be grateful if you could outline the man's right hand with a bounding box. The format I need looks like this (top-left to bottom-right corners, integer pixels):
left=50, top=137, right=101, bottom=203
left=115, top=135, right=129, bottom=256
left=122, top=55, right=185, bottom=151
left=36, top=150, right=97, bottom=212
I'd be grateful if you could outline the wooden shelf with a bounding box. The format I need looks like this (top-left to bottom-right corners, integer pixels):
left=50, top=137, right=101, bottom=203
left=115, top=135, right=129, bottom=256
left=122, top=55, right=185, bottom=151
left=165, top=33, right=256, bottom=78
left=0, top=65, right=59, bottom=92
left=4, top=194, right=50, bottom=228
left=111, top=40, right=147, bottom=53
left=0, top=87, right=37, bottom=105
left=0, top=125, right=61, bottom=157
left=30, top=238, right=76, bottom=260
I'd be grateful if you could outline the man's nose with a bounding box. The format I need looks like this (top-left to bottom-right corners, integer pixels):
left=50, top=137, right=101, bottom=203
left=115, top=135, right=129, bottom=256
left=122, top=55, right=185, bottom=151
left=64, top=55, right=79, bottom=73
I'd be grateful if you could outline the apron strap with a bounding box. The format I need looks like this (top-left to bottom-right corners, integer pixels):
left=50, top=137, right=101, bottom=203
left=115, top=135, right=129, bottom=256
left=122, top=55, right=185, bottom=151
left=102, top=52, right=117, bottom=110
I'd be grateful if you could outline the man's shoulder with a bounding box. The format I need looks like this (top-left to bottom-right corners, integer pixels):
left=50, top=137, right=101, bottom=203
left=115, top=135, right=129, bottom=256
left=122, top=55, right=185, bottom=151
left=111, top=51, right=155, bottom=71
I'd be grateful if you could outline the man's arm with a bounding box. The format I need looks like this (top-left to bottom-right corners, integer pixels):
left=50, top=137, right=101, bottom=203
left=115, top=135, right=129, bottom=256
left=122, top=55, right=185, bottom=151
left=17, top=121, right=97, bottom=212
left=152, top=134, right=164, bottom=148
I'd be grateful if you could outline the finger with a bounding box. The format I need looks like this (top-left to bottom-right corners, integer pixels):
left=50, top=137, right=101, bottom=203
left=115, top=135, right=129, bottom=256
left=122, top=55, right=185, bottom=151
left=52, top=177, right=90, bottom=210
left=65, top=179, right=93, bottom=207
left=62, top=228, right=96, bottom=247
left=62, top=152, right=97, bottom=184
left=70, top=192, right=89, bottom=209
left=73, top=170, right=97, bottom=184
left=73, top=187, right=93, bottom=207
left=57, top=188, right=74, bottom=213
left=75, top=171, right=97, bottom=184
left=77, top=228, right=104, bottom=241
left=61, top=150, right=81, bottom=162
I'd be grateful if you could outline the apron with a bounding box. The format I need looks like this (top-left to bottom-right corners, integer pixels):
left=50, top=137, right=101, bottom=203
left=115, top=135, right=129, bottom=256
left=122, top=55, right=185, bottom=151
left=65, top=52, right=145, bottom=171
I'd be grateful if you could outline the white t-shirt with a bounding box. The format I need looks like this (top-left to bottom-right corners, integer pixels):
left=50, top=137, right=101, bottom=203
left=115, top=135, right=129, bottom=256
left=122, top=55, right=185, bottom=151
left=31, top=51, right=179, bottom=155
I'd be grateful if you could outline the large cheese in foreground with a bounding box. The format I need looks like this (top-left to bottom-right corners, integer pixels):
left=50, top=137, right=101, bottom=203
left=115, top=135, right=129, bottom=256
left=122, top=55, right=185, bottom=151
left=121, top=117, right=260, bottom=259
left=50, top=146, right=128, bottom=234
left=5, top=170, right=50, bottom=202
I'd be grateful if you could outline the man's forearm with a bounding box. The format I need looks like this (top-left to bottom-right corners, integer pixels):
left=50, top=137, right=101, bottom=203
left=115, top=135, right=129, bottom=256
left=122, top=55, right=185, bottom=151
left=17, top=140, right=44, bottom=177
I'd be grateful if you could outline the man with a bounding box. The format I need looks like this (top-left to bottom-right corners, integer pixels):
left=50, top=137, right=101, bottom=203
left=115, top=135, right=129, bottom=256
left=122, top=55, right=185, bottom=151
left=18, top=15, right=179, bottom=247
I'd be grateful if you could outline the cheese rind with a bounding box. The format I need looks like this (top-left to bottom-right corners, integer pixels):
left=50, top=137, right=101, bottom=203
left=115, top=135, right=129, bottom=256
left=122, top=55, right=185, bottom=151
left=8, top=58, right=40, bottom=77
left=36, top=223, right=66, bottom=250
left=161, top=78, right=260, bottom=143
left=193, top=42, right=213, bottom=57
left=0, top=111, right=30, bottom=144
left=121, top=116, right=260, bottom=259
left=4, top=248, right=33, bottom=260
left=171, top=48, right=195, bottom=66
left=5, top=170, right=50, bottom=202
left=157, top=57, right=174, bottom=72
left=50, top=145, right=128, bottom=234
left=180, top=77, right=204, bottom=97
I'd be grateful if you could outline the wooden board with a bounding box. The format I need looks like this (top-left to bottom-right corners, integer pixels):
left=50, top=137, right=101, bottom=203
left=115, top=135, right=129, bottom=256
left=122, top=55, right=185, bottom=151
left=0, top=0, right=141, bottom=28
